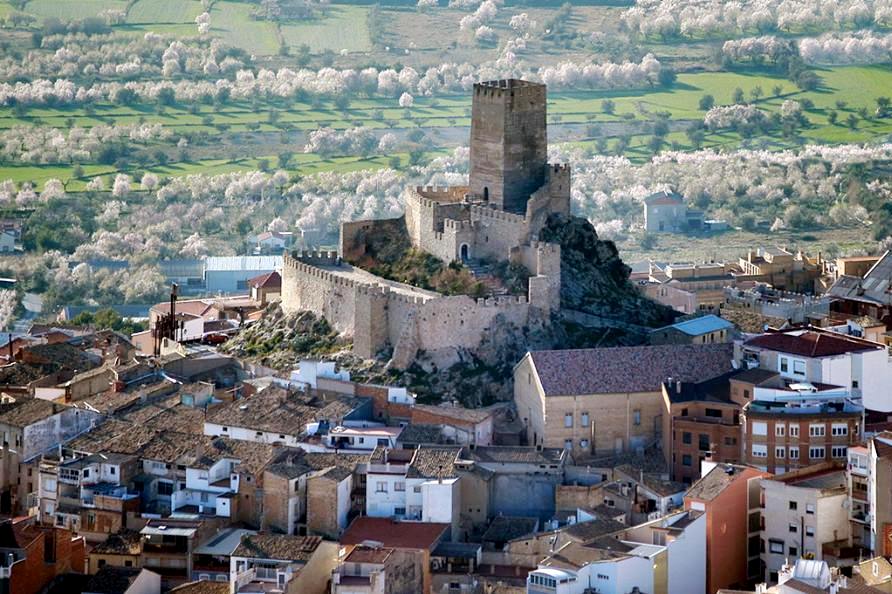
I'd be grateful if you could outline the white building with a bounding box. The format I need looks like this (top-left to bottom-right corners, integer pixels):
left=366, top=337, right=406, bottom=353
left=365, top=447, right=462, bottom=539
left=740, top=327, right=892, bottom=412
left=527, top=510, right=706, bottom=594
left=760, top=463, right=850, bottom=583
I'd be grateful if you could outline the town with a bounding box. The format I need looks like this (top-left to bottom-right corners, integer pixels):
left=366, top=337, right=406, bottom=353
left=2, top=77, right=892, bottom=594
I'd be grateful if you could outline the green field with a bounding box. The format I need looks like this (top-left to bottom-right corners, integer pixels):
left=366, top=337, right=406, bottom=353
left=25, top=0, right=128, bottom=21
left=126, top=0, right=203, bottom=25
left=280, top=6, right=372, bottom=53
left=211, top=1, right=280, bottom=56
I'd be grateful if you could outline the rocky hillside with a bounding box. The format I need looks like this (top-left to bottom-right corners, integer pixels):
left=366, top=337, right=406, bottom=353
left=222, top=214, right=675, bottom=405
left=541, top=213, right=677, bottom=330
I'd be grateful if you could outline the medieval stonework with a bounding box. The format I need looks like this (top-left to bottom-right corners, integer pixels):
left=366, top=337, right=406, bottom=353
left=282, top=79, right=571, bottom=368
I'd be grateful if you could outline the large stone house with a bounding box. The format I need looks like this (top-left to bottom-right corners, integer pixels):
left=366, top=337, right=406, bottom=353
left=513, top=343, right=734, bottom=457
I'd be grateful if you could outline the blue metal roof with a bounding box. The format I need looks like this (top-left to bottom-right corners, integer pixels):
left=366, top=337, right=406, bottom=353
left=660, top=315, right=734, bottom=336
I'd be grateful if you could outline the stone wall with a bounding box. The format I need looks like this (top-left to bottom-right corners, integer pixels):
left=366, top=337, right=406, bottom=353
left=340, top=218, right=406, bottom=263
left=306, top=474, right=339, bottom=539
left=281, top=251, right=359, bottom=336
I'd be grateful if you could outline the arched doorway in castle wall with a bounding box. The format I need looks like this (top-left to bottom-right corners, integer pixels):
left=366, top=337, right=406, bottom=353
left=460, top=243, right=470, bottom=262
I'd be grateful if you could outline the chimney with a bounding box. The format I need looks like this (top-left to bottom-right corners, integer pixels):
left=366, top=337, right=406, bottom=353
left=438, top=465, right=443, bottom=484
left=676, top=380, right=682, bottom=394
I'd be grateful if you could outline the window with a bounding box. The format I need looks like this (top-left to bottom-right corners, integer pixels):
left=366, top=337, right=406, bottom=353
left=790, top=447, right=799, bottom=460
left=109, top=467, right=116, bottom=475
left=394, top=482, right=405, bottom=492
left=793, top=360, right=806, bottom=376
left=789, top=501, right=798, bottom=511
left=753, top=422, right=768, bottom=436
left=394, top=507, right=406, bottom=516
left=413, top=486, right=421, bottom=493
left=831, top=424, right=848, bottom=437
left=682, top=432, right=692, bottom=445
left=682, top=454, right=692, bottom=467
left=705, top=408, right=722, bottom=418
left=809, top=446, right=825, bottom=460
left=581, top=412, right=589, bottom=427
left=157, top=482, right=173, bottom=496
left=789, top=523, right=798, bottom=534
left=564, top=439, right=573, bottom=450
left=809, top=424, right=826, bottom=437
left=564, top=413, right=573, bottom=428
left=752, top=444, right=768, bottom=458
left=743, top=389, right=750, bottom=400
left=376, top=481, right=387, bottom=493
left=776, top=424, right=786, bottom=437
left=789, top=546, right=798, bottom=557
left=775, top=447, right=785, bottom=459
left=200, top=492, right=209, bottom=503
left=780, top=357, right=789, bottom=373
left=853, top=380, right=860, bottom=389
left=83, top=469, right=90, bottom=478
left=724, top=437, right=737, bottom=446
left=790, top=424, right=799, bottom=438
left=769, top=540, right=784, bottom=554
left=580, top=439, right=590, bottom=450
left=699, top=434, right=710, bottom=451
left=805, top=526, right=815, bottom=537
left=832, top=446, right=848, bottom=458
left=681, top=408, right=689, bottom=417
left=124, top=560, right=133, bottom=567
left=633, top=409, right=641, bottom=426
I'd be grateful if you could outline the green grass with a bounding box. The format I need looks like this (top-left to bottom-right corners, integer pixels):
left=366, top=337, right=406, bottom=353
left=26, top=0, right=128, bottom=21
left=211, top=1, right=280, bottom=56
left=126, top=0, right=203, bottom=24
left=280, top=6, right=371, bottom=53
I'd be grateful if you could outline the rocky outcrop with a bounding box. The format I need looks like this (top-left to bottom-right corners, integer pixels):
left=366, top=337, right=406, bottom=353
left=540, top=213, right=676, bottom=329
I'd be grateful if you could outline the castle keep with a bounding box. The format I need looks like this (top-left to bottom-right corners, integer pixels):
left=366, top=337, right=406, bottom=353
left=282, top=79, right=571, bottom=368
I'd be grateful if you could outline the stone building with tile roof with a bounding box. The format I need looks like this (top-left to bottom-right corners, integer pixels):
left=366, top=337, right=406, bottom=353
left=514, top=343, right=734, bottom=458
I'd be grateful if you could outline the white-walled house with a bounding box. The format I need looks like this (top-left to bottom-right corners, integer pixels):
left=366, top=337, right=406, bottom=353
left=365, top=447, right=463, bottom=539
left=527, top=510, right=706, bottom=594
left=740, top=327, right=892, bottom=412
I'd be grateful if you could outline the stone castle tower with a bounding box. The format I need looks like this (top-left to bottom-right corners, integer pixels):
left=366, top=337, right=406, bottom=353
left=469, top=79, right=548, bottom=215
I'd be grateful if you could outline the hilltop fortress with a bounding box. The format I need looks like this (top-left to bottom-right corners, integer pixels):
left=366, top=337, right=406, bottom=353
left=282, top=79, right=571, bottom=369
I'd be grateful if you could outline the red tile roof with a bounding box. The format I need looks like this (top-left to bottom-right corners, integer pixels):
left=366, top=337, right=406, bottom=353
left=644, top=191, right=684, bottom=206
left=528, top=344, right=734, bottom=396
left=744, top=329, right=882, bottom=358
left=248, top=271, right=281, bottom=289
left=340, top=518, right=447, bottom=550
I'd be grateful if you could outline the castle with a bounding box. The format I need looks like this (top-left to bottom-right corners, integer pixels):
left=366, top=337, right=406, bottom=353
left=282, top=79, right=571, bottom=369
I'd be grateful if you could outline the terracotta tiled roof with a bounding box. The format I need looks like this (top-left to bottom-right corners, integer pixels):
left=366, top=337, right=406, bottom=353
left=644, top=191, right=684, bottom=206
left=90, top=530, right=142, bottom=555
left=341, top=518, right=447, bottom=550
left=407, top=447, right=461, bottom=479
left=248, top=271, right=281, bottom=289
left=0, top=398, right=66, bottom=428
left=232, top=534, right=322, bottom=562
left=85, top=567, right=145, bottom=594
left=170, top=581, right=230, bottom=594
left=344, top=545, right=394, bottom=564
left=745, top=328, right=882, bottom=358
left=528, top=344, right=734, bottom=396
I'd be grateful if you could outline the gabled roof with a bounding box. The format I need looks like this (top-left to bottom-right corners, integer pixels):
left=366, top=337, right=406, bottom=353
left=527, top=344, right=734, bottom=396
left=341, top=517, right=447, bottom=550
left=685, top=464, right=760, bottom=502
left=744, top=328, right=882, bottom=358
left=248, top=270, right=281, bottom=289
left=232, top=534, right=322, bottom=561
left=644, top=191, right=684, bottom=206
left=827, top=250, right=892, bottom=305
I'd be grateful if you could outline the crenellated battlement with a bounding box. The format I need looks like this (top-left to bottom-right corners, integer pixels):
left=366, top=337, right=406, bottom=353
left=290, top=249, right=341, bottom=267
left=474, top=79, right=545, bottom=100
left=443, top=218, right=475, bottom=232
left=469, top=204, right=527, bottom=225
left=528, top=240, right=560, bottom=255
left=474, top=294, right=529, bottom=307
left=415, top=185, right=469, bottom=204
